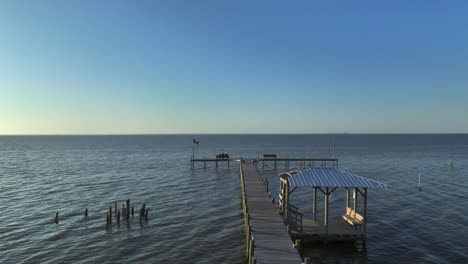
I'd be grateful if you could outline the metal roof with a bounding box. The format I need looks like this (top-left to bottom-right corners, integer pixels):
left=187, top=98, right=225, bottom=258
left=287, top=167, right=389, bottom=189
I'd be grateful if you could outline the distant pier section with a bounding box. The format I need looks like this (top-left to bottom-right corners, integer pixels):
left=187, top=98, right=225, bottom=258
left=191, top=153, right=338, bottom=170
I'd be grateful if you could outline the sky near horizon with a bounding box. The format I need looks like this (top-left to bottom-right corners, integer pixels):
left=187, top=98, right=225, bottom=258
left=1, top=1, right=467, bottom=134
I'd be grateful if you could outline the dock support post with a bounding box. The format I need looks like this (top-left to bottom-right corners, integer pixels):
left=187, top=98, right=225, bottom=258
left=353, top=188, right=358, bottom=210
left=294, top=239, right=301, bottom=249
left=346, top=188, right=350, bottom=208
left=312, top=187, right=317, bottom=221
left=324, top=187, right=329, bottom=232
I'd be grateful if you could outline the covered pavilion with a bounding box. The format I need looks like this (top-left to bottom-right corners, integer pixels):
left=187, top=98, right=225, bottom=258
left=279, top=167, right=389, bottom=244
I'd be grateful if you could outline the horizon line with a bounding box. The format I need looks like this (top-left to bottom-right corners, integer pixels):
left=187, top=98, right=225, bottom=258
left=1, top=132, right=467, bottom=136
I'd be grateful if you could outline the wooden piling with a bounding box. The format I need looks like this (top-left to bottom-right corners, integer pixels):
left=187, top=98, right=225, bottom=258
left=54, top=212, right=59, bottom=224
left=131, top=206, right=134, bottom=217
left=109, top=207, right=112, bottom=224
left=145, top=208, right=149, bottom=220
left=126, top=199, right=130, bottom=219
left=117, top=209, right=120, bottom=225
left=140, top=203, right=146, bottom=220
left=115, top=202, right=117, bottom=218
left=85, top=208, right=88, bottom=219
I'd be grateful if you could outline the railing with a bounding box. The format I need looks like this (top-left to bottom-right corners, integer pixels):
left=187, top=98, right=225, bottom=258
left=240, top=160, right=256, bottom=264
left=286, top=204, right=303, bottom=231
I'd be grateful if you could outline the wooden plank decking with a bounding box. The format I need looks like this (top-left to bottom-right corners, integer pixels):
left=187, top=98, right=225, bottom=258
left=242, top=160, right=303, bottom=264
left=289, top=219, right=366, bottom=243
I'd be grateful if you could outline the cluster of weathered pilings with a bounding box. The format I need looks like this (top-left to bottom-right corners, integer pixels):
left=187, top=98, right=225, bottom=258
left=53, top=199, right=150, bottom=228
left=106, top=199, right=148, bottom=228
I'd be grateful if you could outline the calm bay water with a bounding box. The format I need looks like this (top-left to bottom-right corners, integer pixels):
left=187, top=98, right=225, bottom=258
left=1, top=135, right=467, bottom=263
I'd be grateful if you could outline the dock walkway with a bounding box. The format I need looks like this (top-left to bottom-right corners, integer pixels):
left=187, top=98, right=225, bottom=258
left=242, top=160, right=302, bottom=264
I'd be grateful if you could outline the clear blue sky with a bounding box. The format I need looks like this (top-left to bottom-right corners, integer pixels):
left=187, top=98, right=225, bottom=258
left=1, top=0, right=467, bottom=134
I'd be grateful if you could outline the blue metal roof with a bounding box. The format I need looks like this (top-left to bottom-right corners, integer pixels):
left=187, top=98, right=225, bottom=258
left=287, top=167, right=389, bottom=188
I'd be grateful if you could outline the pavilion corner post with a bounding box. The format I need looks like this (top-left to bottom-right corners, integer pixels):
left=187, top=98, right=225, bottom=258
left=346, top=188, right=350, bottom=208
left=324, top=187, right=329, bottom=232
left=363, top=188, right=367, bottom=232
left=312, top=187, right=317, bottom=221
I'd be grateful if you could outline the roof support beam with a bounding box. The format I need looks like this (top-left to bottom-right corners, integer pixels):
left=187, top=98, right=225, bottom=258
left=288, top=187, right=297, bottom=195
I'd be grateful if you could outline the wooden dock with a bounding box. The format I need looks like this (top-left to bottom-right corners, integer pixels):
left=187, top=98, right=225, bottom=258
left=240, top=160, right=303, bottom=264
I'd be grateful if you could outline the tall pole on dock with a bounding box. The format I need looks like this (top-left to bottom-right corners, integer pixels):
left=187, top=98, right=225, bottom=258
left=192, top=138, right=199, bottom=169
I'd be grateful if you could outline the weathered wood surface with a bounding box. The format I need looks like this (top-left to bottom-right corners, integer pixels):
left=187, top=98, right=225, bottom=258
left=290, top=219, right=366, bottom=242
left=242, top=161, right=303, bottom=264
